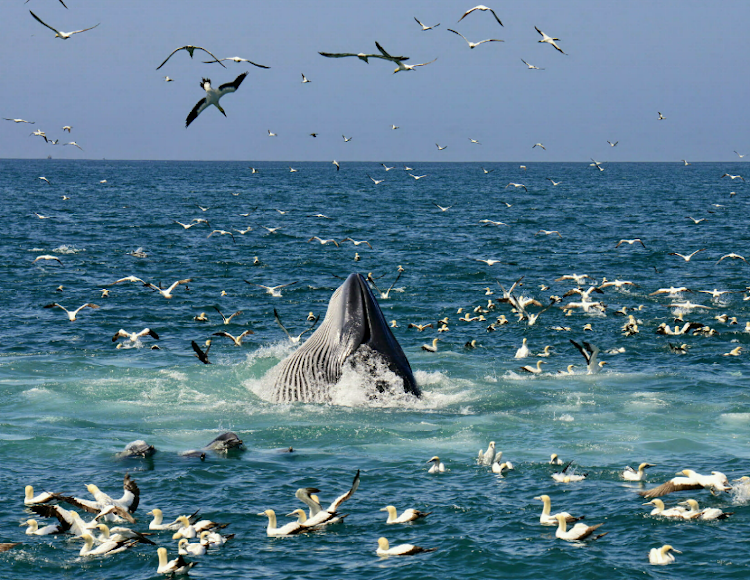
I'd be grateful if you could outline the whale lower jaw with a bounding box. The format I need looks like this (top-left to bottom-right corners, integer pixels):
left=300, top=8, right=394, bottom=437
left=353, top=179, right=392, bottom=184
left=271, top=274, right=418, bottom=403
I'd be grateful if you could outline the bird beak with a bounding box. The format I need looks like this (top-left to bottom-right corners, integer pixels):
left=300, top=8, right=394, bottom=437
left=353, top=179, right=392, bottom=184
left=379, top=507, right=387, bottom=512
left=673, top=549, right=683, bottom=554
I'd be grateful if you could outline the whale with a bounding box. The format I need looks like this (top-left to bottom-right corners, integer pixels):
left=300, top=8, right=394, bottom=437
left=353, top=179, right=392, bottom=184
left=272, top=273, right=418, bottom=403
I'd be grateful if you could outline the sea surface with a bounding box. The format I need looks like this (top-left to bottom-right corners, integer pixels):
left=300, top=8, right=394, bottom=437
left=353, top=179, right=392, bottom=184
left=2, top=159, right=750, bottom=579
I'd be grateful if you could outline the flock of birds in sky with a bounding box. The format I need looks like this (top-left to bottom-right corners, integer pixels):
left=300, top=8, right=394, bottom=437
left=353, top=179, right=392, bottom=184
left=8, top=434, right=750, bottom=572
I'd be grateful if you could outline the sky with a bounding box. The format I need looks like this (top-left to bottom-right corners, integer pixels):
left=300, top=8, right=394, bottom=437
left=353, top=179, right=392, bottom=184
left=2, top=0, right=749, bottom=162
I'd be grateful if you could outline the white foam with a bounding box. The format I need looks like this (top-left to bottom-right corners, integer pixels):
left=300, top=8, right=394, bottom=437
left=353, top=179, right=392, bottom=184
left=52, top=245, right=84, bottom=254
left=554, top=413, right=575, bottom=422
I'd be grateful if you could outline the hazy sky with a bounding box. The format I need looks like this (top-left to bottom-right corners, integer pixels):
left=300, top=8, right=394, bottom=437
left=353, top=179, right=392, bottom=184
left=2, top=0, right=749, bottom=161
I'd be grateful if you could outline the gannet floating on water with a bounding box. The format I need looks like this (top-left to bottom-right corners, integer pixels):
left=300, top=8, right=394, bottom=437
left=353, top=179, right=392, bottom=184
left=554, top=514, right=605, bottom=541
left=377, top=537, right=436, bottom=556
left=147, top=509, right=199, bottom=531
left=96, top=523, right=154, bottom=545
left=679, top=498, right=733, bottom=520
left=257, top=509, right=307, bottom=536
left=156, top=547, right=197, bottom=575
left=643, top=498, right=687, bottom=518
left=534, top=495, right=584, bottom=526
left=294, top=470, right=360, bottom=528
left=622, top=463, right=655, bottom=481
left=79, top=532, right=137, bottom=557
left=478, top=441, right=496, bottom=465
left=649, top=545, right=680, bottom=565
left=172, top=516, right=229, bottom=540
left=549, top=454, right=563, bottom=465
left=640, top=469, right=730, bottom=498
left=514, top=337, right=530, bottom=359
left=381, top=505, right=430, bottom=524
left=552, top=461, right=587, bottom=483
left=24, top=485, right=59, bottom=505
left=178, top=538, right=207, bottom=556
left=427, top=456, right=445, bottom=473
left=29, top=10, right=99, bottom=39
left=186, top=72, right=247, bottom=127
left=21, top=519, right=67, bottom=535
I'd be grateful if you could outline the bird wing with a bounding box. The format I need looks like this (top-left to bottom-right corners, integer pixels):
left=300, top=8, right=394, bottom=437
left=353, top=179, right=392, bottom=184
left=327, top=470, right=360, bottom=512
left=69, top=23, right=100, bottom=35
left=640, top=480, right=703, bottom=498
left=569, top=339, right=591, bottom=364
left=447, top=28, right=469, bottom=44
left=186, top=98, right=208, bottom=128
left=218, top=72, right=248, bottom=94
left=489, top=8, right=504, bottom=26
left=457, top=7, right=477, bottom=22
left=475, top=38, right=504, bottom=46
left=318, top=51, right=365, bottom=59
left=158, top=46, right=225, bottom=70
left=29, top=11, right=61, bottom=35
left=373, top=41, right=409, bottom=61
left=120, top=473, right=140, bottom=512
left=191, top=340, right=209, bottom=363
left=29, top=505, right=73, bottom=530
left=413, top=58, right=438, bottom=67
left=273, top=308, right=293, bottom=340
left=156, top=46, right=185, bottom=69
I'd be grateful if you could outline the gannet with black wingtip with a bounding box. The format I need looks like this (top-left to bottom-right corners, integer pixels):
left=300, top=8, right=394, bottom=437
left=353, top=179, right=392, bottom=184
left=535, top=26, right=566, bottom=54
left=79, top=532, right=137, bottom=557
left=212, top=306, right=242, bottom=325
left=649, top=545, right=681, bottom=565
left=377, top=537, right=436, bottom=557
left=623, top=463, right=655, bottom=481
left=257, top=509, right=306, bottom=536
left=273, top=308, right=318, bottom=344
left=144, top=278, right=191, bottom=299
left=521, top=58, right=544, bottom=70
left=294, top=471, right=360, bottom=528
left=458, top=5, right=503, bottom=26
left=29, top=10, right=99, bottom=39
left=447, top=28, right=503, bottom=49
left=679, top=499, right=732, bottom=520
left=96, top=523, right=155, bottom=545
left=44, top=302, right=99, bottom=322
left=533, top=495, right=584, bottom=526
left=392, top=57, right=438, bottom=73
left=24, top=485, right=60, bottom=505
left=552, top=461, right=587, bottom=483
left=721, top=173, right=745, bottom=181
left=549, top=453, right=563, bottom=465
left=640, top=469, right=730, bottom=498
left=112, top=328, right=159, bottom=344
left=147, top=509, right=199, bottom=531
left=186, top=72, right=247, bottom=128
left=554, top=514, right=605, bottom=541
left=172, top=515, right=229, bottom=540
left=643, top=498, right=687, bottom=518
left=381, top=505, right=431, bottom=524
left=427, top=456, right=445, bottom=473
left=157, top=45, right=225, bottom=70
left=520, top=360, right=545, bottom=374
left=246, top=280, right=297, bottom=297
left=4, top=117, right=34, bottom=124
left=212, top=330, right=253, bottom=346
left=202, top=56, right=269, bottom=68
left=421, top=338, right=439, bottom=352
left=34, top=254, right=62, bottom=265
left=157, top=547, right=197, bottom=575
left=569, top=339, right=602, bottom=374
left=616, top=238, right=646, bottom=248
left=21, top=519, right=67, bottom=535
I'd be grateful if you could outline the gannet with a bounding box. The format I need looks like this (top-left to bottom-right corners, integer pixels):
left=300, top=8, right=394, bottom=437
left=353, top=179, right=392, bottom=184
left=144, top=278, right=191, bottom=299
left=457, top=5, right=504, bottom=26
left=436, top=143, right=447, bottom=150
left=341, top=238, right=373, bottom=248
left=534, top=495, right=583, bottom=526
left=658, top=111, right=666, bottom=120
left=716, top=253, right=747, bottom=264
left=301, top=73, right=311, bottom=83
left=212, top=306, right=243, bottom=325
left=608, top=140, right=619, bottom=147
left=202, top=56, right=269, bottom=68
left=393, top=57, right=437, bottom=73
left=319, top=41, right=409, bottom=63
left=377, top=537, right=436, bottom=556
left=521, top=59, right=544, bottom=70
left=421, top=338, right=439, bottom=352
left=669, top=248, right=706, bottom=262
left=62, top=473, right=140, bottom=515
left=172, top=515, right=229, bottom=540
left=191, top=339, right=211, bottom=364
left=78, top=532, right=136, bottom=557
left=178, top=538, right=207, bottom=556
left=506, top=182, right=528, bottom=191
left=552, top=461, right=587, bottom=482
left=427, top=456, right=445, bottom=473
left=33, top=254, right=62, bottom=266
left=616, top=238, right=646, bottom=248
left=44, top=302, right=99, bottom=322
left=21, top=519, right=67, bottom=535
left=147, top=509, right=199, bottom=531
left=478, top=441, right=496, bottom=465
left=186, top=72, right=247, bottom=127
left=212, top=330, right=253, bottom=346
left=640, top=469, right=730, bottom=498
left=414, top=17, right=440, bottom=30
left=293, top=471, right=360, bottom=528
left=207, top=229, right=236, bottom=242
left=3, top=118, right=34, bottom=123
left=520, top=360, right=545, bottom=374
left=156, top=547, right=197, bottom=575
left=721, top=173, right=745, bottom=181
left=24, top=485, right=60, bottom=505
left=492, top=461, right=511, bottom=475
left=447, top=28, right=503, bottom=49
left=535, top=26, right=566, bottom=54
left=554, top=514, right=605, bottom=541
left=29, top=10, right=99, bottom=39
left=273, top=308, right=319, bottom=343
left=649, top=545, right=680, bottom=565
left=569, top=340, right=603, bottom=374
left=112, top=328, right=159, bottom=344
left=678, top=498, right=732, bottom=520
left=96, top=523, right=154, bottom=545
left=64, top=141, right=83, bottom=150
left=514, top=337, right=530, bottom=359
left=257, top=509, right=306, bottom=536
left=199, top=529, right=234, bottom=547
left=549, top=454, right=563, bottom=465
left=381, top=505, right=430, bottom=524
left=622, top=463, right=655, bottom=481
left=308, top=236, right=340, bottom=246
left=643, top=499, right=687, bottom=518
left=157, top=45, right=225, bottom=69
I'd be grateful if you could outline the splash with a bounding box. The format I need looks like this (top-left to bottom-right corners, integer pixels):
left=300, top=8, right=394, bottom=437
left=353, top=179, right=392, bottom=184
left=52, top=245, right=84, bottom=254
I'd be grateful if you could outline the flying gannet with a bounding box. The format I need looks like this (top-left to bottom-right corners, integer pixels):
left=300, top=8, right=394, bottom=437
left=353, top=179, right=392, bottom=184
left=44, top=302, right=99, bottom=322
left=640, top=469, right=730, bottom=498
left=144, top=278, right=192, bottom=299
left=157, top=45, right=225, bottom=69
left=458, top=5, right=503, bottom=26
left=521, top=59, right=544, bottom=70
left=535, top=26, right=566, bottom=54
left=202, top=56, right=269, bottom=68
left=414, top=17, right=440, bottom=30
left=447, top=28, right=503, bottom=49
left=186, top=72, right=247, bottom=127
left=29, top=10, right=99, bottom=39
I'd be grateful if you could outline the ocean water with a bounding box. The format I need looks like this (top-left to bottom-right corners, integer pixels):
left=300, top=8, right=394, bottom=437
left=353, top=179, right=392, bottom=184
left=2, top=159, right=750, bottom=579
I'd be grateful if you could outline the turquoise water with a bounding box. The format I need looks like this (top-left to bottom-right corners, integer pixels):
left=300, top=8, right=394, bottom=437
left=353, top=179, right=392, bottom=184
left=2, top=160, right=750, bottom=578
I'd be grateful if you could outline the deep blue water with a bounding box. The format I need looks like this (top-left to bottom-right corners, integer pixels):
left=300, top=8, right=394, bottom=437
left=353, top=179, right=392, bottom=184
left=2, top=160, right=750, bottom=579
